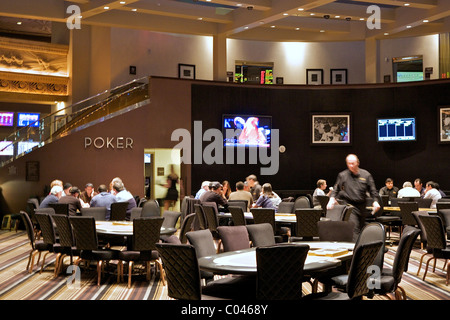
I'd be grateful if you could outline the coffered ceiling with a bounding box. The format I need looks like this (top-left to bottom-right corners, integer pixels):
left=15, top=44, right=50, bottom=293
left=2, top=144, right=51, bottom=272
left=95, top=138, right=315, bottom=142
left=0, top=0, right=449, bottom=42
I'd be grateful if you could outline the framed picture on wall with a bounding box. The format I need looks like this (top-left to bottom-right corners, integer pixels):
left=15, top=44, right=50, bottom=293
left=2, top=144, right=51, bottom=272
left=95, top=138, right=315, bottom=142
left=26, top=161, right=39, bottom=181
left=330, top=69, right=348, bottom=85
left=178, top=63, right=196, bottom=80
left=311, top=113, right=351, bottom=145
left=439, top=106, right=450, bottom=143
left=306, top=69, right=324, bottom=85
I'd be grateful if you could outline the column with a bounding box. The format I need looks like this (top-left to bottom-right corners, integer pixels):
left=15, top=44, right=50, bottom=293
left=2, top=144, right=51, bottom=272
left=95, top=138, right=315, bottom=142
left=213, top=33, right=227, bottom=82
left=365, top=37, right=378, bottom=84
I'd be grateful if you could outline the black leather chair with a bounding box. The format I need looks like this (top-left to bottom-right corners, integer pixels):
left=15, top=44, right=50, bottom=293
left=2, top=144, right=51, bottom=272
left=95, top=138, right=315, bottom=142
left=110, top=202, right=129, bottom=221
left=48, top=203, right=69, bottom=215
left=80, top=207, right=107, bottom=221
left=228, top=206, right=247, bottom=226
left=217, top=226, right=250, bottom=252
left=51, top=214, right=80, bottom=277
left=246, top=223, right=276, bottom=247
left=290, top=208, right=322, bottom=241
left=141, top=200, right=160, bottom=217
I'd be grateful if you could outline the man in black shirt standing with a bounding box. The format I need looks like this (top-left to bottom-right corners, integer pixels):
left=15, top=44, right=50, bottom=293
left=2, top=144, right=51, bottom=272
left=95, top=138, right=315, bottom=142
left=327, top=154, right=381, bottom=241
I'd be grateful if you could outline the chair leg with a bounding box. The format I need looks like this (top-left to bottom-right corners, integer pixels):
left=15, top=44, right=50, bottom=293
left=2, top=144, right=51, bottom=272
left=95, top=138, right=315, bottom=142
left=156, top=259, right=165, bottom=286
left=447, top=263, right=450, bottom=286
left=128, top=261, right=133, bottom=289
left=97, top=260, right=103, bottom=286
left=423, top=257, right=435, bottom=281
left=417, top=252, right=429, bottom=276
left=40, top=251, right=52, bottom=274
left=397, top=286, right=407, bottom=300
left=117, top=260, right=122, bottom=284
left=26, top=250, right=36, bottom=272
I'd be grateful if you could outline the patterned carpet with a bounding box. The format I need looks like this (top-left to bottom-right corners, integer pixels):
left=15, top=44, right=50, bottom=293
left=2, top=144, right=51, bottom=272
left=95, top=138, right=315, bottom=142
left=0, top=229, right=449, bottom=301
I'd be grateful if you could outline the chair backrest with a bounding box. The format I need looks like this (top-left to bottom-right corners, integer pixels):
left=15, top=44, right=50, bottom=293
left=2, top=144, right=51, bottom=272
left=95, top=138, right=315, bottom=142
left=281, top=197, right=294, bottom=202
left=346, top=241, right=383, bottom=299
left=398, top=202, right=419, bottom=226
left=35, top=213, right=57, bottom=245
left=110, top=202, right=129, bottom=221
left=69, top=216, right=99, bottom=250
left=342, top=206, right=353, bottom=221
left=294, top=208, right=322, bottom=238
left=256, top=244, right=310, bottom=300
left=418, top=215, right=447, bottom=250
left=130, top=207, right=143, bottom=220
left=438, top=209, right=450, bottom=229
left=412, top=211, right=429, bottom=247
left=27, top=198, right=40, bottom=210
left=277, top=202, right=294, bottom=213
left=52, top=214, right=76, bottom=247
left=315, top=195, right=330, bottom=215
left=194, top=204, right=207, bottom=230
left=48, top=203, right=69, bottom=215
left=228, top=206, right=246, bottom=226
left=354, top=222, right=386, bottom=270
left=250, top=208, right=276, bottom=231
left=179, top=213, right=196, bottom=244
left=390, top=197, right=399, bottom=207
left=132, top=217, right=164, bottom=251
left=227, top=200, right=248, bottom=212
left=380, top=195, right=390, bottom=207
left=246, top=223, right=276, bottom=247
left=317, top=220, right=354, bottom=242
left=35, top=207, right=56, bottom=216
left=137, top=197, right=147, bottom=207
left=325, top=204, right=347, bottom=221
left=162, top=211, right=181, bottom=228
left=20, top=211, right=36, bottom=248
left=391, top=226, right=420, bottom=285
left=202, top=204, right=220, bottom=234
left=80, top=207, right=107, bottom=221
left=417, top=198, right=432, bottom=208
left=294, top=196, right=311, bottom=210
left=185, top=229, right=217, bottom=258
left=156, top=243, right=202, bottom=300
left=217, top=226, right=250, bottom=252
left=436, top=203, right=450, bottom=226
left=141, top=200, right=160, bottom=217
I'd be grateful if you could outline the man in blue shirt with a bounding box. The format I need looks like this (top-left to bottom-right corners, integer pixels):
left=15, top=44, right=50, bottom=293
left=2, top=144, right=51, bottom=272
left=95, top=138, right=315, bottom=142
left=39, top=185, right=63, bottom=208
left=90, top=184, right=117, bottom=220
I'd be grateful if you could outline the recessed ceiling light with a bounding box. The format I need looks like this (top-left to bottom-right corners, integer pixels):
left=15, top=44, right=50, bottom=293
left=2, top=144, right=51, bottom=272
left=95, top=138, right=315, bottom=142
left=406, top=25, right=412, bottom=28
left=236, top=3, right=242, bottom=6
left=104, top=6, right=109, bottom=9
left=384, top=32, right=389, bottom=35
left=119, top=1, right=126, bottom=4
left=423, top=19, right=429, bottom=23
left=131, top=8, right=137, bottom=11
left=244, top=26, right=248, bottom=29
left=320, top=30, right=325, bottom=32
left=310, top=13, right=315, bottom=16
left=271, top=25, right=275, bottom=28
left=197, top=17, right=203, bottom=20
left=298, top=8, right=304, bottom=11
left=360, top=18, right=364, bottom=21
left=283, top=13, right=289, bottom=16
left=206, top=0, right=211, bottom=2
left=335, top=15, right=340, bottom=18
left=404, top=3, right=410, bottom=6
left=295, top=27, right=300, bottom=30
left=17, top=21, right=22, bottom=25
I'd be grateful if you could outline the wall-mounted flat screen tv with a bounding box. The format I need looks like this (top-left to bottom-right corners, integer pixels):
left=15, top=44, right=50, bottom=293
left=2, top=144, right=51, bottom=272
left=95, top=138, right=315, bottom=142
left=17, top=141, right=39, bottom=154
left=17, top=112, right=40, bottom=127
left=0, top=112, right=14, bottom=127
left=377, top=117, right=416, bottom=142
left=223, top=114, right=271, bottom=147
left=0, top=141, right=14, bottom=156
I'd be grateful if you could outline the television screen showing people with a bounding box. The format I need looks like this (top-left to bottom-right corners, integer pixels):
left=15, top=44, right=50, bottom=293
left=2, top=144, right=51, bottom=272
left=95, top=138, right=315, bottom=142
left=223, top=115, right=271, bottom=147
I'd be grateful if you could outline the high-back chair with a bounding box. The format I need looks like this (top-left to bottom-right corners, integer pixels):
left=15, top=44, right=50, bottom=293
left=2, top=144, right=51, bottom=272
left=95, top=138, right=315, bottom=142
left=110, top=202, right=129, bottom=221
left=294, top=196, right=311, bottom=210
left=246, top=223, right=276, bottom=247
left=80, top=207, right=107, bottom=221
left=290, top=208, right=322, bottom=241
left=52, top=214, right=79, bottom=277
left=217, top=226, right=250, bottom=252
left=48, top=203, right=69, bottom=215
left=141, top=200, right=160, bottom=217
left=277, top=202, right=294, bottom=213
left=227, top=200, right=248, bottom=212
left=228, top=206, right=247, bottom=226
left=399, top=202, right=419, bottom=230
left=194, top=204, right=207, bottom=230
left=325, top=204, right=347, bottom=221
left=162, top=210, right=181, bottom=229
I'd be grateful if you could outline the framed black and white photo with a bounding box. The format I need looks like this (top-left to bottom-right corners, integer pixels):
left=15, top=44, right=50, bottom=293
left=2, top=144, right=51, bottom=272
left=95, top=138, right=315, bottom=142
left=306, top=69, right=324, bottom=85
left=439, top=106, right=450, bottom=143
left=178, top=63, right=196, bottom=80
left=312, top=113, right=351, bottom=145
left=330, top=69, right=348, bottom=85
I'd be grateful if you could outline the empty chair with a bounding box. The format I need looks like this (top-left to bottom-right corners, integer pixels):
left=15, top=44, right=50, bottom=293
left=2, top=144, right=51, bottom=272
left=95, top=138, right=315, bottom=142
left=20, top=211, right=53, bottom=273
left=277, top=202, right=294, bottom=213
left=290, top=208, right=322, bottom=241
left=303, top=241, right=383, bottom=300
left=217, top=226, right=250, bottom=252
left=315, top=195, right=330, bottom=215
left=160, top=213, right=195, bottom=245
left=228, top=206, right=247, bottom=226
left=51, top=214, right=79, bottom=277
left=35, top=207, right=56, bottom=215
left=227, top=200, right=248, bottom=212
left=294, top=196, right=311, bottom=210
left=34, top=213, right=63, bottom=274
left=141, top=200, right=160, bottom=217
left=69, top=216, right=120, bottom=286
left=325, top=204, right=347, bottom=221
left=162, top=210, right=181, bottom=229
left=256, top=244, right=310, bottom=300
left=130, top=207, right=142, bottom=220
left=417, top=215, right=450, bottom=285
left=380, top=195, right=390, bottom=207
left=117, top=217, right=165, bottom=288
left=185, top=229, right=216, bottom=282
left=155, top=243, right=230, bottom=300
left=374, top=226, right=420, bottom=300
left=281, top=197, right=294, bottom=202
left=194, top=204, right=207, bottom=230
left=317, top=220, right=354, bottom=242
left=80, top=207, right=107, bottom=221
left=399, top=202, right=419, bottom=230
left=246, top=223, right=276, bottom=247
left=202, top=204, right=220, bottom=239
left=250, top=208, right=276, bottom=231
left=417, top=198, right=433, bottom=208
left=48, top=203, right=69, bottom=215
left=110, top=202, right=129, bottom=221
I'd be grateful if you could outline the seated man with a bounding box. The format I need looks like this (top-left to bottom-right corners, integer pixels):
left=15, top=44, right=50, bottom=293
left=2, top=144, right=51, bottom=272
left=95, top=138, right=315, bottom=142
left=80, top=183, right=97, bottom=205
left=112, top=180, right=137, bottom=220
left=397, top=181, right=421, bottom=198
left=90, top=184, right=117, bottom=220
left=39, top=185, right=63, bottom=208
left=379, top=178, right=399, bottom=199
left=229, top=181, right=253, bottom=211
left=57, top=186, right=83, bottom=216
left=200, top=181, right=228, bottom=211
left=424, top=181, right=442, bottom=209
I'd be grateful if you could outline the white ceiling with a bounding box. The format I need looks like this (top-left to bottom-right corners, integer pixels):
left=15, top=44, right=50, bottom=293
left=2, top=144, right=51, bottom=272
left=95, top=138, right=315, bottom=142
left=0, top=0, right=449, bottom=42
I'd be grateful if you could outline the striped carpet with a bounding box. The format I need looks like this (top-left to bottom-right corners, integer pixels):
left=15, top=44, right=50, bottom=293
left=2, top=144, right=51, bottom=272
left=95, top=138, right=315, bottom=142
left=0, top=230, right=449, bottom=300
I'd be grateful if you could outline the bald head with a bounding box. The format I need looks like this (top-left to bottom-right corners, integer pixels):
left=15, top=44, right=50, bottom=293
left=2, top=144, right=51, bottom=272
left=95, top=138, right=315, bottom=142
left=346, top=154, right=360, bottom=175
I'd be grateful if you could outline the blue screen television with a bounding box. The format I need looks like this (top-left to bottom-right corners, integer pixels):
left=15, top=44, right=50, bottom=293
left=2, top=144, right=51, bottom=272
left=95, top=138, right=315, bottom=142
left=377, top=117, right=416, bottom=142
left=223, top=114, right=271, bottom=147
left=0, top=112, right=14, bottom=127
left=17, top=112, right=40, bottom=127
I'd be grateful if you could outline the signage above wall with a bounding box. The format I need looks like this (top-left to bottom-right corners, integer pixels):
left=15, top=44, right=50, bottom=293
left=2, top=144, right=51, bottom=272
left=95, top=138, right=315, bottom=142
left=84, top=137, right=133, bottom=149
